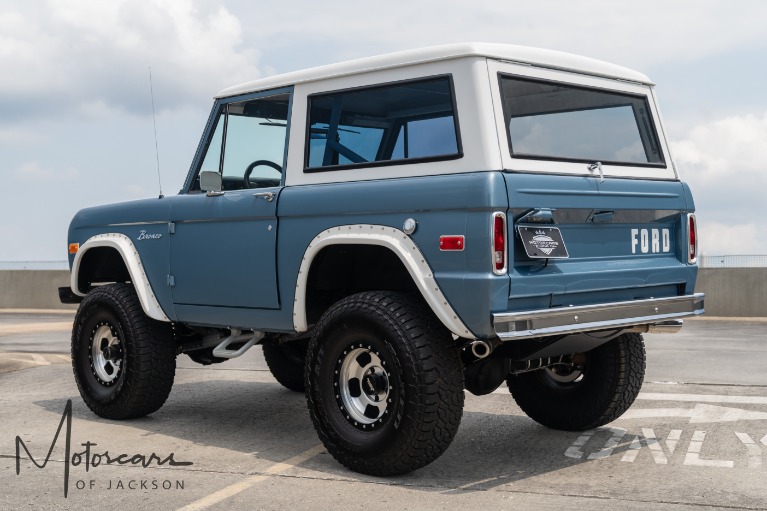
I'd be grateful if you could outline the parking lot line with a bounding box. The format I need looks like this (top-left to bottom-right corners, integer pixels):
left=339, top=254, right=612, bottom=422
left=637, top=393, right=767, bottom=405
left=493, top=389, right=767, bottom=405
left=175, top=444, right=325, bottom=511
left=0, top=322, right=73, bottom=335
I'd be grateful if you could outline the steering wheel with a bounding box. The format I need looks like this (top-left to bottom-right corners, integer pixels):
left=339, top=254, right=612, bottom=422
left=243, top=160, right=283, bottom=189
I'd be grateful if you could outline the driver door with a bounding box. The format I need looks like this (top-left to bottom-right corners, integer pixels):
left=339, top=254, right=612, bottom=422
left=169, top=90, right=291, bottom=314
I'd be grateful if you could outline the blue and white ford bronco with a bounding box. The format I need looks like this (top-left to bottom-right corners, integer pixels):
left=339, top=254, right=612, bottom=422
left=62, top=43, right=705, bottom=475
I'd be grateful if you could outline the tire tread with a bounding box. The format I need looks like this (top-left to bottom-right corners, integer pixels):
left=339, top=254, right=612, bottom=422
left=507, top=333, right=645, bottom=431
left=71, top=284, right=176, bottom=420
left=306, top=291, right=464, bottom=476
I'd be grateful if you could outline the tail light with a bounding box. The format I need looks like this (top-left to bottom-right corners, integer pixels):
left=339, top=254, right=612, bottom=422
left=492, top=212, right=507, bottom=274
left=687, top=213, right=697, bottom=264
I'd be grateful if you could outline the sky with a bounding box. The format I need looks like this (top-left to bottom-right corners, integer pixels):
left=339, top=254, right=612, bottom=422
left=1, top=0, right=766, bottom=261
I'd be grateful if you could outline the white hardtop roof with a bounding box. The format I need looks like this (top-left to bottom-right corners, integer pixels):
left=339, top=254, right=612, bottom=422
left=216, top=42, right=653, bottom=99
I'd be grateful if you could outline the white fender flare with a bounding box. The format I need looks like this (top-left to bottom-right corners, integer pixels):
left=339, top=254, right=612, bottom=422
left=293, top=224, right=474, bottom=339
left=71, top=233, right=170, bottom=322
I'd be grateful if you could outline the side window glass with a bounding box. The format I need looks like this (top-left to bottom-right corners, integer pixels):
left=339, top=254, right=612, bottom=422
left=392, top=116, right=458, bottom=159
left=308, top=125, right=383, bottom=168
left=194, top=92, right=290, bottom=191
left=306, top=76, right=461, bottom=171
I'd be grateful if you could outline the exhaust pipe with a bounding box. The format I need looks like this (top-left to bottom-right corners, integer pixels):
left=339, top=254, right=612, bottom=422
left=628, top=320, right=685, bottom=335
left=470, top=340, right=492, bottom=359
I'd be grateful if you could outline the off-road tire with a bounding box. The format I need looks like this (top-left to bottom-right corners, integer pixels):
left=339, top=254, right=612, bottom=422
left=306, top=291, right=464, bottom=476
left=507, top=333, right=646, bottom=431
left=71, top=283, right=176, bottom=420
left=263, top=341, right=307, bottom=392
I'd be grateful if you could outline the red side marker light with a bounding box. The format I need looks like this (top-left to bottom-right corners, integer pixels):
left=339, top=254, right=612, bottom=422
left=440, top=235, right=465, bottom=251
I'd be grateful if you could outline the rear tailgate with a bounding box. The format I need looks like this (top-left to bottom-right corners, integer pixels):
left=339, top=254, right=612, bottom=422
left=503, top=172, right=697, bottom=313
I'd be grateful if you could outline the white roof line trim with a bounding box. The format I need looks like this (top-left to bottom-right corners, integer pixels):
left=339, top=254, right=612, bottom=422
left=71, top=233, right=170, bottom=322
left=216, top=43, right=652, bottom=98
left=293, top=224, right=475, bottom=339
left=494, top=59, right=655, bottom=86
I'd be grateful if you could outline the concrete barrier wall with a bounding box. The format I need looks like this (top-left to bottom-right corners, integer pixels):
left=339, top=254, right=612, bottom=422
left=695, top=268, right=767, bottom=317
left=0, top=270, right=77, bottom=310
left=0, top=269, right=765, bottom=317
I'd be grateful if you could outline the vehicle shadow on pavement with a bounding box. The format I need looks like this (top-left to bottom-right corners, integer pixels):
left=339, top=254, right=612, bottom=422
left=31, top=378, right=605, bottom=492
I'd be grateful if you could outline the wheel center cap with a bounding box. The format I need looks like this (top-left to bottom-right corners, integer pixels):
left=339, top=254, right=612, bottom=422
left=102, top=345, right=121, bottom=361
left=362, top=372, right=386, bottom=397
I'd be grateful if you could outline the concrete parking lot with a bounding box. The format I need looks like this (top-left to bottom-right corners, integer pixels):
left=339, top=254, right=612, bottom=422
left=1, top=311, right=766, bottom=510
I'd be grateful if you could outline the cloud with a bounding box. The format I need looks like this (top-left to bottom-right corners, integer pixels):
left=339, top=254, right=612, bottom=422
left=233, top=0, right=767, bottom=72
left=5, top=0, right=767, bottom=125
left=13, top=161, right=79, bottom=182
left=2, top=0, right=766, bottom=261
left=122, top=184, right=148, bottom=199
left=0, top=127, right=40, bottom=145
left=672, top=111, right=767, bottom=254
left=0, top=0, right=261, bottom=121
left=696, top=222, right=767, bottom=257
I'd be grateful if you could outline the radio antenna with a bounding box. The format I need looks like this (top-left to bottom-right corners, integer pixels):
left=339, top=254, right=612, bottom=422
left=148, top=67, right=164, bottom=199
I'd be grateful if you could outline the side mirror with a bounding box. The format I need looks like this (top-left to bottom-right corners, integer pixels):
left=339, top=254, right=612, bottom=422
left=200, top=171, right=223, bottom=195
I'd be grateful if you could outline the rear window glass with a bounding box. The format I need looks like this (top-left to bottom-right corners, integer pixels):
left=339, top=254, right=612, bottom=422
left=499, top=75, right=664, bottom=166
left=305, top=76, right=461, bottom=171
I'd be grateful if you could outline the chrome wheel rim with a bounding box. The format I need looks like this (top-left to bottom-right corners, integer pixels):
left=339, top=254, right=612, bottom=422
left=335, top=344, right=392, bottom=429
left=89, top=322, right=123, bottom=385
left=545, top=364, right=583, bottom=383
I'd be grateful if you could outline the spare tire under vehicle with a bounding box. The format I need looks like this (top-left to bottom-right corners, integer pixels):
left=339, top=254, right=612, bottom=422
left=506, top=332, right=646, bottom=431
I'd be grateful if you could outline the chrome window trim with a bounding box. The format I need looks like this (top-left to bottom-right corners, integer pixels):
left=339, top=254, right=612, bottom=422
left=496, top=73, right=666, bottom=168
left=302, top=74, right=463, bottom=173
left=487, top=59, right=678, bottom=182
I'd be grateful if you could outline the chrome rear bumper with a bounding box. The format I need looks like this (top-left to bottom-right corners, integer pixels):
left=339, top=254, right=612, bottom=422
left=493, top=293, right=704, bottom=341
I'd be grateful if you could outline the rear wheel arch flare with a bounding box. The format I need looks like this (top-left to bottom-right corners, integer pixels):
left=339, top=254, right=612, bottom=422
left=293, top=224, right=474, bottom=338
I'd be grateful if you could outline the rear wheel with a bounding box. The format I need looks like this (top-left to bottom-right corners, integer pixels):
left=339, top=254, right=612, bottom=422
left=507, top=333, right=646, bottom=431
left=263, top=341, right=307, bottom=392
left=71, top=284, right=176, bottom=420
left=306, top=291, right=464, bottom=476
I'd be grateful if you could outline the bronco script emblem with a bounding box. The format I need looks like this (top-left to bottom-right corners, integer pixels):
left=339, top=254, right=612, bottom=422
left=137, top=230, right=162, bottom=241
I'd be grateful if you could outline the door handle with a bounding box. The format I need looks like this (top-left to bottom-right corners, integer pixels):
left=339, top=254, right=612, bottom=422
left=253, top=192, right=275, bottom=202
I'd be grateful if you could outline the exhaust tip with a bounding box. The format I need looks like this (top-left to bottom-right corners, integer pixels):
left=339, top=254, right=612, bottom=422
left=470, top=340, right=491, bottom=359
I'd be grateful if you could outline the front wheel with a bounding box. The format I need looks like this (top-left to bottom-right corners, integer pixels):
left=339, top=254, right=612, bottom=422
left=71, top=284, right=176, bottom=420
left=306, top=292, right=464, bottom=476
left=507, top=333, right=646, bottom=431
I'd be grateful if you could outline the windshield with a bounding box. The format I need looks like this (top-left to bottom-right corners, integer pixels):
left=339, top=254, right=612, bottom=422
left=499, top=75, right=665, bottom=167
